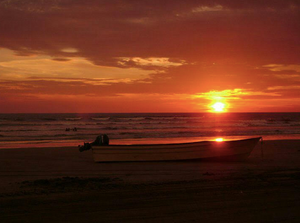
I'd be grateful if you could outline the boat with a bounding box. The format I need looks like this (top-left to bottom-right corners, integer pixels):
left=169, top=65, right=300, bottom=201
left=80, top=136, right=262, bottom=162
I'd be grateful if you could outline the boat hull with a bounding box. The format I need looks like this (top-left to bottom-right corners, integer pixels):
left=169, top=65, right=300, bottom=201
left=92, top=137, right=261, bottom=162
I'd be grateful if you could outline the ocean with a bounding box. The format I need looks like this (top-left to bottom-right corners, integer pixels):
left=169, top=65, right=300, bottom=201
left=0, top=113, right=300, bottom=148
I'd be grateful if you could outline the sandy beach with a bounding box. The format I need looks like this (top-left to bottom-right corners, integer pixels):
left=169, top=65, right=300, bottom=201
left=1, top=140, right=300, bottom=222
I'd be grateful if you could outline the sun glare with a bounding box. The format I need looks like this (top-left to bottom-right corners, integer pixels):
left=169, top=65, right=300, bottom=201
left=215, top=138, right=224, bottom=142
left=211, top=102, right=226, bottom=112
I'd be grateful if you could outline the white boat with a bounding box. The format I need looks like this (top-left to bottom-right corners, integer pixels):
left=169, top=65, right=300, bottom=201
left=89, top=137, right=262, bottom=162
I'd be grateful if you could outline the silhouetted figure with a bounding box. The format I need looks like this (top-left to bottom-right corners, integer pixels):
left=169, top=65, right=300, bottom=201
left=91, top=134, right=109, bottom=146
left=65, top=128, right=70, bottom=131
left=73, top=127, right=77, bottom=131
left=79, top=134, right=109, bottom=152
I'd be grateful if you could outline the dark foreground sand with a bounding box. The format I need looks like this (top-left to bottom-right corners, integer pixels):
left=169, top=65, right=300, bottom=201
left=1, top=140, right=300, bottom=222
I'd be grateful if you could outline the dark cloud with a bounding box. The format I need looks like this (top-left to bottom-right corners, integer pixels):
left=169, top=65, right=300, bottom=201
left=0, top=0, right=299, bottom=66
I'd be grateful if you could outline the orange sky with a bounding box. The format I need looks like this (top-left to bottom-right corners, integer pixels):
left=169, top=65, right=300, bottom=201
left=0, top=0, right=300, bottom=113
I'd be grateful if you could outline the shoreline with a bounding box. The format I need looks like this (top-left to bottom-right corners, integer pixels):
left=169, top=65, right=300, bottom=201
left=2, top=135, right=300, bottom=149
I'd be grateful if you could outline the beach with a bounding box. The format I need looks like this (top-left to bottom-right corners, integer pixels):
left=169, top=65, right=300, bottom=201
left=1, top=140, right=300, bottom=222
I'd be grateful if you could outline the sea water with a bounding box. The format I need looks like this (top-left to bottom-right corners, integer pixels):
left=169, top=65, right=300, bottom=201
left=0, top=113, right=300, bottom=148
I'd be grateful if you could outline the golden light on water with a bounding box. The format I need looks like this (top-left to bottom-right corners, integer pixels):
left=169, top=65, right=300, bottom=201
left=215, top=138, right=224, bottom=142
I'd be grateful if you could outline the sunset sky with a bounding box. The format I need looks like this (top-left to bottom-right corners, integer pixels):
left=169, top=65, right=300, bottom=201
left=0, top=0, right=300, bottom=113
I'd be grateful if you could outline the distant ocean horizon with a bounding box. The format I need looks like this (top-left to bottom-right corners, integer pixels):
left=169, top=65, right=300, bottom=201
left=1, top=112, right=300, bottom=148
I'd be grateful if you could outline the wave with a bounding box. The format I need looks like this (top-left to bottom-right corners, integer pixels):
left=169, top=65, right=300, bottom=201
left=54, top=134, right=68, bottom=137
left=91, top=117, right=110, bottom=121
left=12, top=118, right=25, bottom=121
left=107, top=116, right=196, bottom=122
left=65, top=117, right=82, bottom=121
left=41, top=118, right=57, bottom=121
left=0, top=123, right=64, bottom=127
left=15, top=129, right=39, bottom=132
left=291, top=123, right=300, bottom=126
left=102, top=127, right=119, bottom=130
left=113, top=117, right=147, bottom=122
left=0, top=129, right=40, bottom=132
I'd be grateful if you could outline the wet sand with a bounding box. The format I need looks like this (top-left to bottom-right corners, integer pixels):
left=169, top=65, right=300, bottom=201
left=1, top=140, right=300, bottom=222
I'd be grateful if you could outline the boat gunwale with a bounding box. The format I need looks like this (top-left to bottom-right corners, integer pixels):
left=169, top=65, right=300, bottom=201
left=92, top=137, right=262, bottom=149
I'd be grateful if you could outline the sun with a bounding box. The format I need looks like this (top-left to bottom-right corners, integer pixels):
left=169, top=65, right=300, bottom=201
left=215, top=137, right=224, bottom=142
left=211, top=102, right=226, bottom=112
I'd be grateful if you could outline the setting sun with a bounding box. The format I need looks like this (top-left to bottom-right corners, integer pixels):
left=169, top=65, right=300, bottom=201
left=211, top=102, right=226, bottom=112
